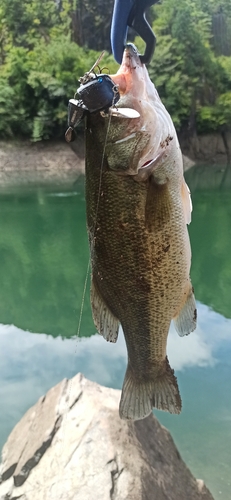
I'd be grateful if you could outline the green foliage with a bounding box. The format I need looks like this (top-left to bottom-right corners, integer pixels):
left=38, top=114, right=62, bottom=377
left=0, top=0, right=118, bottom=140
left=0, top=46, right=32, bottom=136
left=0, top=0, right=230, bottom=139
left=197, top=92, right=231, bottom=132
left=0, top=0, right=59, bottom=47
left=73, top=0, right=114, bottom=50
left=148, top=0, right=231, bottom=134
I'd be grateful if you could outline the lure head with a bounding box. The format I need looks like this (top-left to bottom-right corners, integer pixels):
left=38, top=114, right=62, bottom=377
left=65, top=52, right=120, bottom=143
left=77, top=74, right=120, bottom=113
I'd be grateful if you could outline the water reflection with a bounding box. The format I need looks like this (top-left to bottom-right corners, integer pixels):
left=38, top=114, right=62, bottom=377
left=185, top=163, right=231, bottom=191
left=0, top=173, right=231, bottom=499
left=185, top=165, right=231, bottom=319
left=0, top=300, right=231, bottom=498
left=169, top=303, right=231, bottom=370
left=188, top=189, right=231, bottom=319
left=0, top=177, right=230, bottom=339
left=0, top=181, right=95, bottom=338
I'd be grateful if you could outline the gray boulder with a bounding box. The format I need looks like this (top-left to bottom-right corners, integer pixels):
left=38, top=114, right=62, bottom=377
left=0, top=373, right=214, bottom=500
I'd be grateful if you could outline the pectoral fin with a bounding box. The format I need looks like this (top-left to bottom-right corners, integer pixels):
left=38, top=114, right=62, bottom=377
left=173, top=288, right=197, bottom=337
left=181, top=179, right=192, bottom=225
left=91, top=279, right=119, bottom=342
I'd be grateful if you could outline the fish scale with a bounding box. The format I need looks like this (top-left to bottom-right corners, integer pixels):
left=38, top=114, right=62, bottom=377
left=85, top=44, right=197, bottom=420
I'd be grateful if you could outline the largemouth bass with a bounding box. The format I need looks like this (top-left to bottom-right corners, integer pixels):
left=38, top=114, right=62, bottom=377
left=85, top=44, right=197, bottom=420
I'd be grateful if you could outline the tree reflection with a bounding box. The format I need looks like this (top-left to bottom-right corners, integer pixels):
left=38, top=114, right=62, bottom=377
left=188, top=186, right=231, bottom=319
left=0, top=183, right=95, bottom=338
left=0, top=174, right=230, bottom=340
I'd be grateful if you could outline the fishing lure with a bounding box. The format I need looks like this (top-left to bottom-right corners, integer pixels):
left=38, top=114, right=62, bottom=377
left=65, top=52, right=120, bottom=143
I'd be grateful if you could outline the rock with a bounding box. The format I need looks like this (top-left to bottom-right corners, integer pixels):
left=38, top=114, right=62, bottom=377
left=0, top=130, right=230, bottom=191
left=180, top=131, right=231, bottom=166
left=0, top=139, right=85, bottom=188
left=0, top=374, right=214, bottom=500
left=182, top=154, right=196, bottom=171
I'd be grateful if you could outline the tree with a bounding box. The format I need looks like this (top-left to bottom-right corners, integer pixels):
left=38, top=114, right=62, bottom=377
left=147, top=0, right=231, bottom=137
left=0, top=0, right=59, bottom=47
left=0, top=0, right=118, bottom=140
left=0, top=0, right=230, bottom=140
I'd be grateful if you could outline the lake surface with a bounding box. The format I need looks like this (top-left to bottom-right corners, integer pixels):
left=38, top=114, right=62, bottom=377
left=0, top=167, right=230, bottom=499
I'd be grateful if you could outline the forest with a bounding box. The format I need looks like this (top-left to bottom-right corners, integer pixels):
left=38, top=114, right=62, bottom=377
left=0, top=0, right=230, bottom=141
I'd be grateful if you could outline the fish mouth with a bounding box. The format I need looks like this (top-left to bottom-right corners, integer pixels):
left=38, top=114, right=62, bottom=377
left=110, top=43, right=143, bottom=95
left=121, top=43, right=143, bottom=70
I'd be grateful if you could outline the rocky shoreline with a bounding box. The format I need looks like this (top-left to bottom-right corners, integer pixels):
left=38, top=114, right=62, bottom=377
left=0, top=130, right=230, bottom=189
left=0, top=374, right=214, bottom=500
left=180, top=131, right=231, bottom=166
left=0, top=139, right=85, bottom=189
left=0, top=137, right=195, bottom=189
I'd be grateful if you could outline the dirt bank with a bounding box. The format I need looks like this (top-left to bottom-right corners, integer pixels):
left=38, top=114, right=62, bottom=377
left=180, top=130, right=231, bottom=166
left=0, top=138, right=85, bottom=188
left=0, top=136, right=196, bottom=189
left=0, top=129, right=230, bottom=189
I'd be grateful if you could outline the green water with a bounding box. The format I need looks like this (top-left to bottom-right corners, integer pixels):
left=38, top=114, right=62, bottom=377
left=0, top=180, right=94, bottom=338
left=0, top=168, right=230, bottom=499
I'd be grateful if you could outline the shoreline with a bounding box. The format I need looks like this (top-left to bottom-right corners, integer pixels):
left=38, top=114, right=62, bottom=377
left=0, top=133, right=230, bottom=189
left=0, top=139, right=85, bottom=189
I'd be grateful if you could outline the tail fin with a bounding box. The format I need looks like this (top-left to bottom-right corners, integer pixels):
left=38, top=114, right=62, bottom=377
left=119, top=358, right=181, bottom=420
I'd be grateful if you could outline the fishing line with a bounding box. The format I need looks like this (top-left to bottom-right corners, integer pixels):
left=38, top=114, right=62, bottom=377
left=1, top=61, right=120, bottom=500
left=60, top=85, right=117, bottom=456
left=74, top=259, right=90, bottom=353
left=75, top=84, right=117, bottom=344
left=9, top=94, right=119, bottom=495
left=74, top=108, right=114, bottom=345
